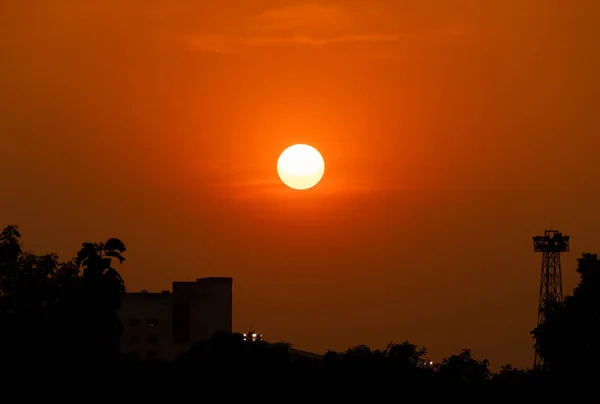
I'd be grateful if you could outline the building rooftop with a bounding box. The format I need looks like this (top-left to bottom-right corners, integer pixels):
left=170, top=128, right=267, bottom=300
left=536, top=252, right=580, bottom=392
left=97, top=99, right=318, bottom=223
left=124, top=277, right=233, bottom=297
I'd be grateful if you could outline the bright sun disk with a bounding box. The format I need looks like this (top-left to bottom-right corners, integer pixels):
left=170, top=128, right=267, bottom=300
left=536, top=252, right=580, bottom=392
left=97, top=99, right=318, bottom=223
left=277, top=144, right=325, bottom=190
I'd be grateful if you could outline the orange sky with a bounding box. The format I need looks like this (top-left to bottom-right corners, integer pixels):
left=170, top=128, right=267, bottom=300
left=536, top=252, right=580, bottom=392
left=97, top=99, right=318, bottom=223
left=1, top=0, right=599, bottom=368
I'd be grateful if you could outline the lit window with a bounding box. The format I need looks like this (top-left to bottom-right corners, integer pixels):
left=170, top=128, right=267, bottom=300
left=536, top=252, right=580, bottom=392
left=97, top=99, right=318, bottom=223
left=147, top=318, right=158, bottom=327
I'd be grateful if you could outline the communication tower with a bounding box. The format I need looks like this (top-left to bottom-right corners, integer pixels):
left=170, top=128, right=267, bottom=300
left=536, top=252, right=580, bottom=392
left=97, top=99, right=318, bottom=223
left=532, top=229, right=570, bottom=369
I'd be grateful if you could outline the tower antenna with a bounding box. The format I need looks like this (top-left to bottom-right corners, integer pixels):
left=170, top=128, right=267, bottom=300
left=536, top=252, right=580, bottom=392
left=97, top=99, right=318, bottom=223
left=532, top=228, right=570, bottom=369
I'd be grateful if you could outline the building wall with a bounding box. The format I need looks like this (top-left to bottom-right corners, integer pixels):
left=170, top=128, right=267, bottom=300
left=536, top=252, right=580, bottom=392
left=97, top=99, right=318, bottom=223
left=190, top=277, right=232, bottom=342
left=118, top=292, right=183, bottom=361
left=118, top=277, right=232, bottom=361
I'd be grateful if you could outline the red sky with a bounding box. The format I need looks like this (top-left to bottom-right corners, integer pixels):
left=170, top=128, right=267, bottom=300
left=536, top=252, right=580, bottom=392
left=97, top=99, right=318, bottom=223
left=1, top=0, right=599, bottom=368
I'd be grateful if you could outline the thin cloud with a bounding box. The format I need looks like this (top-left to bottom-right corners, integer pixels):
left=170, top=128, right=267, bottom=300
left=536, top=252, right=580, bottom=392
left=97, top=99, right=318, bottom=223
left=188, top=2, right=399, bottom=54
left=187, top=2, right=478, bottom=55
left=211, top=178, right=282, bottom=189
left=189, top=32, right=400, bottom=54
left=209, top=175, right=397, bottom=199
left=246, top=33, right=400, bottom=47
left=256, top=2, right=349, bottom=33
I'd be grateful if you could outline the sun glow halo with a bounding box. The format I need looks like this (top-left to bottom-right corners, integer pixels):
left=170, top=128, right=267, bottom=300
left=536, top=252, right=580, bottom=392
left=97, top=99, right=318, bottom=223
left=277, top=144, right=325, bottom=190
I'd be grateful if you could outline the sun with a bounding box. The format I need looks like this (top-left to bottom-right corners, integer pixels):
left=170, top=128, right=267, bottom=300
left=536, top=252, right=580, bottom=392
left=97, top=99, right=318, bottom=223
left=277, top=144, right=325, bottom=190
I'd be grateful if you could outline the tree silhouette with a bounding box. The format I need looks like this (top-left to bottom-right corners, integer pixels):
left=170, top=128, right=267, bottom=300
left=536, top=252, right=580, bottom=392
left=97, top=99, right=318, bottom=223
left=59, top=238, right=127, bottom=359
left=490, top=364, right=541, bottom=386
left=173, top=331, right=295, bottom=385
left=532, top=253, right=600, bottom=378
left=0, top=226, right=63, bottom=363
left=437, top=349, right=490, bottom=383
left=0, top=225, right=127, bottom=368
left=321, top=340, right=433, bottom=385
left=0, top=225, right=24, bottom=296
left=384, top=340, right=429, bottom=368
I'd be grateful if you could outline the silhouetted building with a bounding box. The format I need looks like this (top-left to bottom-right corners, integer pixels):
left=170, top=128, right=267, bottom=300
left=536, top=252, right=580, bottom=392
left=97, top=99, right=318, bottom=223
left=118, top=277, right=232, bottom=361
